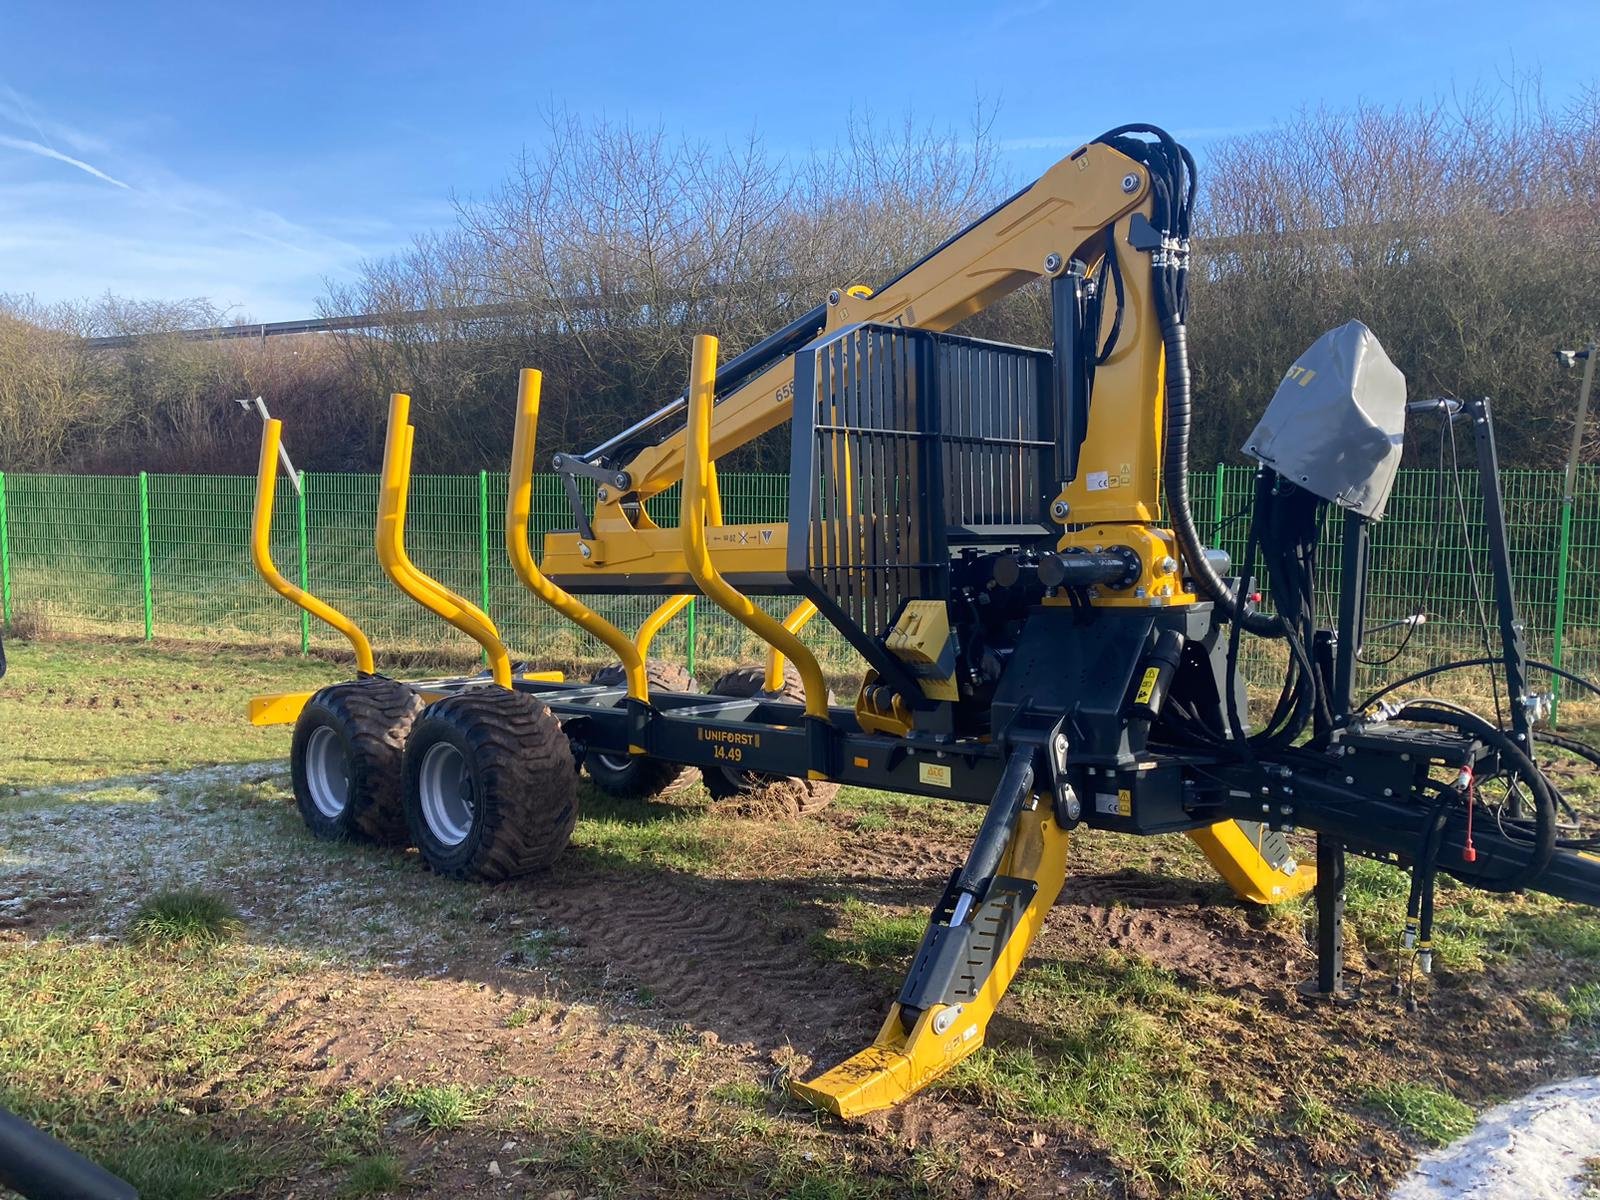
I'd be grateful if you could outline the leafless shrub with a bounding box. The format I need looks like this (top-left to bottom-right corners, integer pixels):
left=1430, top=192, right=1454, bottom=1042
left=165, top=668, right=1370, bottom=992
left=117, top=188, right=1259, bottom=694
left=1190, top=80, right=1600, bottom=466
left=5, top=602, right=52, bottom=641
left=4, top=82, right=1599, bottom=476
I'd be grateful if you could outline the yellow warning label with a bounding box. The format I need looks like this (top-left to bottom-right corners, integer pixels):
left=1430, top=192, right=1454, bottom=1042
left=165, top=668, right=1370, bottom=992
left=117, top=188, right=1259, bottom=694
left=1134, top=667, right=1160, bottom=706
left=919, top=762, right=953, bottom=788
left=1117, top=788, right=1132, bottom=816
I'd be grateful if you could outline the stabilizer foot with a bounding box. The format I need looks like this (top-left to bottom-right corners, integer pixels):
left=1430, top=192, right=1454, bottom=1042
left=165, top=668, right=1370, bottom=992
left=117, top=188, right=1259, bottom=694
left=791, top=784, right=1070, bottom=1118
left=789, top=1001, right=983, bottom=1118
left=1189, top=818, right=1317, bottom=904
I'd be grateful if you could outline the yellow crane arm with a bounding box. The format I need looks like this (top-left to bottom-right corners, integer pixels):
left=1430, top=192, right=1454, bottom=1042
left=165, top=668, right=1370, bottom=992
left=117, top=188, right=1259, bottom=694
left=546, top=138, right=1170, bottom=584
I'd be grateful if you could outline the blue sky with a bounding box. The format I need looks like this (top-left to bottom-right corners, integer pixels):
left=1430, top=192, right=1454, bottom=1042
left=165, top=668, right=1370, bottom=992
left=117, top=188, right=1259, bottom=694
left=0, top=0, right=1593, bottom=321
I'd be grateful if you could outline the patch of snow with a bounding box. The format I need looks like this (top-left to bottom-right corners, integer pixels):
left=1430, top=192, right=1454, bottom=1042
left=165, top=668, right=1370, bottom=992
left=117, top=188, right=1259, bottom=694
left=1391, top=1076, right=1600, bottom=1199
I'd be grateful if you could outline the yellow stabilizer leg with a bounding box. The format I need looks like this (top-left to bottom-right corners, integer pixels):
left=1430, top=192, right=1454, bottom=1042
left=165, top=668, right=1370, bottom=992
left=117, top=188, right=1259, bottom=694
left=1189, top=819, right=1316, bottom=904
left=792, top=800, right=1070, bottom=1118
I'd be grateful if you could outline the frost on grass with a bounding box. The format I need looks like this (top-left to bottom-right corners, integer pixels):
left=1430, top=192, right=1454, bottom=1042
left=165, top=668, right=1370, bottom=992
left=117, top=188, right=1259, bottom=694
left=0, top=761, right=484, bottom=971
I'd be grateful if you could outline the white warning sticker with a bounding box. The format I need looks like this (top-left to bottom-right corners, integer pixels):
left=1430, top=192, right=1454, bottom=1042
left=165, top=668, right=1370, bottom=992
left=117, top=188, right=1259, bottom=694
left=1086, top=470, right=1110, bottom=491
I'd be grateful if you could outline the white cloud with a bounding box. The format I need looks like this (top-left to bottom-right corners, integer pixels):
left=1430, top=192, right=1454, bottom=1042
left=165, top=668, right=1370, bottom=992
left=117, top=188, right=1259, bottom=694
left=0, top=133, right=129, bottom=188
left=0, top=83, right=400, bottom=320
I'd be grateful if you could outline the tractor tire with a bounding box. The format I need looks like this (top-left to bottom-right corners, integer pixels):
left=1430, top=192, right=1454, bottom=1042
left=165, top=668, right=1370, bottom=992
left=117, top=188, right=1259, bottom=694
left=701, top=662, right=838, bottom=817
left=291, top=677, right=424, bottom=844
left=401, top=688, right=578, bottom=881
left=584, top=660, right=693, bottom=799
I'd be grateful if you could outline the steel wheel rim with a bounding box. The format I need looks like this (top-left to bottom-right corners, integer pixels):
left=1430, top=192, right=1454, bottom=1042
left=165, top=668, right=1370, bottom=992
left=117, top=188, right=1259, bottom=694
left=419, top=741, right=474, bottom=847
left=305, top=726, right=351, bottom=819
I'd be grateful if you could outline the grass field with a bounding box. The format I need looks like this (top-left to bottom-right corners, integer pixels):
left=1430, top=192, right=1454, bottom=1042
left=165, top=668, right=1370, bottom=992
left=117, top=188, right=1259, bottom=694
left=3, top=635, right=1600, bottom=1199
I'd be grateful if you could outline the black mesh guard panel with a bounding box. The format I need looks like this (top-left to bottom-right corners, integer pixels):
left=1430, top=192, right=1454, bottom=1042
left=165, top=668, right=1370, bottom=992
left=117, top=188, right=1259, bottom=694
left=787, top=324, right=1056, bottom=704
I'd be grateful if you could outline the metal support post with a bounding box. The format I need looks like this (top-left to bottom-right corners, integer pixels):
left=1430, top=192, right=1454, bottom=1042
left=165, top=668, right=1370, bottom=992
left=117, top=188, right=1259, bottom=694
left=137, top=472, right=154, bottom=641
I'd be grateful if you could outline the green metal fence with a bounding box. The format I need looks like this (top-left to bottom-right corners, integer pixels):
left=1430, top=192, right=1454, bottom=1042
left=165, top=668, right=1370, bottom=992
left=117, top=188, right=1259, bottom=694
left=3, top=466, right=1599, bottom=709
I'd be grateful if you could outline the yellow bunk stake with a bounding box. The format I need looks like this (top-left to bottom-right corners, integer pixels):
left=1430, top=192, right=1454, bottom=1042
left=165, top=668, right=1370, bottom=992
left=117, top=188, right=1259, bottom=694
left=377, top=393, right=514, bottom=688
left=246, top=417, right=377, bottom=726
left=681, top=334, right=830, bottom=723
left=506, top=369, right=652, bottom=716
left=635, top=594, right=693, bottom=660
left=633, top=460, right=723, bottom=661
left=763, top=599, right=820, bottom=693
left=792, top=765, right=1071, bottom=1117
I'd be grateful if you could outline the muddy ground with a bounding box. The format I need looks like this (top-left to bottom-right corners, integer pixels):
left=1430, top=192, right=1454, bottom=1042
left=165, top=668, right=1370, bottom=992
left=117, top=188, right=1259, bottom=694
left=5, top=757, right=1599, bottom=1199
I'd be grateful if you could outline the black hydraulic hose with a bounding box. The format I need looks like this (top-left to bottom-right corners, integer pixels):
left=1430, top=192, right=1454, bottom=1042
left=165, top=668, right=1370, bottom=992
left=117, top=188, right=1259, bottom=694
left=1357, top=657, right=1600, bottom=712
left=1159, top=316, right=1280, bottom=636
left=1396, top=702, right=1556, bottom=890
left=0, top=1108, right=136, bottom=1200
left=580, top=301, right=829, bottom=463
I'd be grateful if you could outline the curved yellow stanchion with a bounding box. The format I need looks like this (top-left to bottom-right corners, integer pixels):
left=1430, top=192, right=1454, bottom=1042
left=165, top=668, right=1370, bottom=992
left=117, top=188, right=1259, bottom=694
left=634, top=464, right=723, bottom=660
left=763, top=599, right=819, bottom=692
left=635, top=594, right=693, bottom=660
left=681, top=334, right=829, bottom=720
left=377, top=393, right=513, bottom=688
left=506, top=369, right=650, bottom=706
left=251, top=417, right=375, bottom=674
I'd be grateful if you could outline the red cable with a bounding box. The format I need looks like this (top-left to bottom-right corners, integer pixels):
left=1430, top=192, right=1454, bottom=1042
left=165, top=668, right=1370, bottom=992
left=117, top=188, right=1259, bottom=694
left=1463, top=769, right=1478, bottom=864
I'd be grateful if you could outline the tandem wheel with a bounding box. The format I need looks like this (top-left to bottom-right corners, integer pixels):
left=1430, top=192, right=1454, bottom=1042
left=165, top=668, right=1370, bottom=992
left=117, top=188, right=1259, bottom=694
left=702, top=662, right=838, bottom=816
left=290, top=677, right=425, bottom=844
left=583, top=659, right=693, bottom=799
left=401, top=688, right=579, bottom=881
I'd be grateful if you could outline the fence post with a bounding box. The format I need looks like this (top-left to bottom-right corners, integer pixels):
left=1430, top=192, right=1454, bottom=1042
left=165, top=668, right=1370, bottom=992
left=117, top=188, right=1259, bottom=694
left=478, top=470, right=492, bottom=664
left=1551, top=487, right=1575, bottom=725
left=1212, top=463, right=1226, bottom=540
left=686, top=599, right=697, bottom=676
left=297, top=473, right=311, bottom=656
left=0, top=470, right=10, bottom=625
left=137, top=472, right=154, bottom=641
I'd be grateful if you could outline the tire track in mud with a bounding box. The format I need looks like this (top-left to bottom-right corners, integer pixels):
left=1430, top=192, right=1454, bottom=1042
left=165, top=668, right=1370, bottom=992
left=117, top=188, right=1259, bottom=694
left=829, top=829, right=965, bottom=885
left=533, top=875, right=882, bottom=1053
left=245, top=974, right=596, bottom=1091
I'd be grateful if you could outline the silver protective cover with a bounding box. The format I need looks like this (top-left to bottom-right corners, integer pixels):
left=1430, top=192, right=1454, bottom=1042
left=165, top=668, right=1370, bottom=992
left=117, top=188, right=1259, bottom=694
left=1241, top=320, right=1407, bottom=519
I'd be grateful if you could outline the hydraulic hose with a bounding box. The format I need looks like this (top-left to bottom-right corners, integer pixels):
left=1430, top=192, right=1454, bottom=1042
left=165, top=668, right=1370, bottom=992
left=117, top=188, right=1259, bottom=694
left=1396, top=701, right=1556, bottom=891
left=1157, top=314, right=1280, bottom=636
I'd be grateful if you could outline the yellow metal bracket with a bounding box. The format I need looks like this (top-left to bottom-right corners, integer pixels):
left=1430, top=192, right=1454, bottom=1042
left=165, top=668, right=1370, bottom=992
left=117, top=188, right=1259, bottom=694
left=378, top=393, right=513, bottom=688
left=792, top=802, right=1071, bottom=1117
left=681, top=335, right=829, bottom=721
left=1189, top=819, right=1317, bottom=904
left=506, top=368, right=652, bottom=709
left=250, top=416, right=375, bottom=674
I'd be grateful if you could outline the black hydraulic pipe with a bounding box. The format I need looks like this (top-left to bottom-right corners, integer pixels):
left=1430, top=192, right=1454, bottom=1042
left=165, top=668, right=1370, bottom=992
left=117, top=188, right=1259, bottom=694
left=0, top=1109, right=137, bottom=1200
left=952, top=749, right=1035, bottom=902
left=580, top=302, right=829, bottom=463
left=1220, top=769, right=1583, bottom=900
left=1159, top=318, right=1278, bottom=635
left=1037, top=552, right=1131, bottom=590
